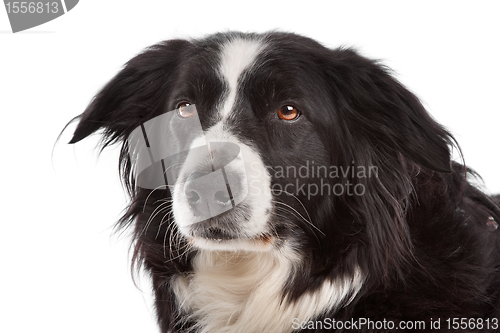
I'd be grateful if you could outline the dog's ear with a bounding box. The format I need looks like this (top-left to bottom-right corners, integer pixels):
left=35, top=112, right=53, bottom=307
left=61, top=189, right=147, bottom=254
left=69, top=39, right=190, bottom=145
left=324, top=49, right=454, bottom=173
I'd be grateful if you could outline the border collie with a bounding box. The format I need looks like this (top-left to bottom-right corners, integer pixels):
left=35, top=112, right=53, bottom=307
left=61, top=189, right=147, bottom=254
left=67, top=32, right=500, bottom=332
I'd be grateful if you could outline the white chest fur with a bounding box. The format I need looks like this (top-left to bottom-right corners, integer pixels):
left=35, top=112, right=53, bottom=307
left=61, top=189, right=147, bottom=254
left=171, top=249, right=364, bottom=333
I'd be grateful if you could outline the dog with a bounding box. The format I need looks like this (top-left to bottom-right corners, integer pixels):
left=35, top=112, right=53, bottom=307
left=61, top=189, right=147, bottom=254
left=68, top=31, right=500, bottom=332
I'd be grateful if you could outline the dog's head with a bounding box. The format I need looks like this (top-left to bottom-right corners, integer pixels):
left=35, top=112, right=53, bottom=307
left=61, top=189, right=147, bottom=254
left=69, top=32, right=455, bottom=279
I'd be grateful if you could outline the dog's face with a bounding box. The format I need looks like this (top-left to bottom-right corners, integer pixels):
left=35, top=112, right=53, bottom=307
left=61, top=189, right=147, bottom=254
left=70, top=32, right=453, bottom=273
left=166, top=37, right=337, bottom=252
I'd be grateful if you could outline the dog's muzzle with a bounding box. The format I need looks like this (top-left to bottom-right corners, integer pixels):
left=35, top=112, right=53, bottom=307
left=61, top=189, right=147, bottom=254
left=180, top=141, right=248, bottom=220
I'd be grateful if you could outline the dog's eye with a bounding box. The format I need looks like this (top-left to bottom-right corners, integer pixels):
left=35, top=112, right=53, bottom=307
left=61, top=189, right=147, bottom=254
left=177, top=102, right=195, bottom=118
left=277, top=105, right=300, bottom=121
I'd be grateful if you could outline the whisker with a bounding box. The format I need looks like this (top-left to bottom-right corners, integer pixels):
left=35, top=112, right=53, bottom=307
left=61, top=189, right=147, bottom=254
left=163, top=242, right=192, bottom=263
left=142, top=201, right=172, bottom=235
left=164, top=217, right=180, bottom=259
left=167, top=212, right=178, bottom=254
left=272, top=199, right=325, bottom=236
left=143, top=185, right=171, bottom=212
left=273, top=206, right=323, bottom=246
left=157, top=208, right=174, bottom=240
left=272, top=189, right=314, bottom=227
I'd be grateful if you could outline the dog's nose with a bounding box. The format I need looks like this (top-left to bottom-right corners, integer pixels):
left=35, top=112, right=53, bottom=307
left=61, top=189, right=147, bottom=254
left=184, top=169, right=237, bottom=218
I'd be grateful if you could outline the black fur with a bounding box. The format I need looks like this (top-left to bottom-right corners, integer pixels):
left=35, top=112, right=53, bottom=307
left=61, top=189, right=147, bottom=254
left=68, top=32, right=500, bottom=332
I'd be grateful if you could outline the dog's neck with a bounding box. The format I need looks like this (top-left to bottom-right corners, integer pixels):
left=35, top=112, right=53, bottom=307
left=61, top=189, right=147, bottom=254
left=171, top=247, right=364, bottom=333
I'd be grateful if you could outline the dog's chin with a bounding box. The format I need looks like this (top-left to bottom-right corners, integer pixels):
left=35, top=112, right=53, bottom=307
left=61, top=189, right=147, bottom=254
left=181, top=217, right=275, bottom=252
left=175, top=198, right=276, bottom=251
left=188, top=233, right=276, bottom=252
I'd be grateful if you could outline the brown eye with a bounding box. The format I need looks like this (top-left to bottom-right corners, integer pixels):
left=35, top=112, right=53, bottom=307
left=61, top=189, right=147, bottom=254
left=277, top=105, right=300, bottom=121
left=177, top=102, right=195, bottom=118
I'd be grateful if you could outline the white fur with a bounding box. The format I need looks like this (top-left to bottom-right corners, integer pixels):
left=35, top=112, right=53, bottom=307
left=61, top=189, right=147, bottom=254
left=172, top=37, right=273, bottom=251
left=172, top=121, right=273, bottom=250
left=172, top=246, right=364, bottom=333
left=219, top=38, right=265, bottom=119
left=170, top=37, right=365, bottom=332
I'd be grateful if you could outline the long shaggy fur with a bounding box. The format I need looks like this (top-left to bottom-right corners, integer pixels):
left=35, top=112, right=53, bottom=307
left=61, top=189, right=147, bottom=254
left=67, top=31, right=500, bottom=332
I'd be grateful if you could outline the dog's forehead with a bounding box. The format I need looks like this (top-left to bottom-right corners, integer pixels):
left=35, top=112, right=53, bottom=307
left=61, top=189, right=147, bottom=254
left=177, top=33, right=322, bottom=130
left=217, top=37, right=266, bottom=119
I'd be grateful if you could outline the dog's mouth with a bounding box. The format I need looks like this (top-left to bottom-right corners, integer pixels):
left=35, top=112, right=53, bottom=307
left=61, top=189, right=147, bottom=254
left=194, top=226, right=238, bottom=242
left=188, top=232, right=275, bottom=251
left=187, top=217, right=275, bottom=251
left=192, top=227, right=273, bottom=244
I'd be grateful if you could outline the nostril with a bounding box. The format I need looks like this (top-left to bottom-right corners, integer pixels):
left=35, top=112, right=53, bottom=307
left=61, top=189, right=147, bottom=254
left=186, top=190, right=200, bottom=204
left=214, top=190, right=231, bottom=205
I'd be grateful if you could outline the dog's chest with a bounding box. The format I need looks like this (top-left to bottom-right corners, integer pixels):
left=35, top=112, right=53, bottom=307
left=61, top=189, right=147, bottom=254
left=172, top=251, right=293, bottom=333
left=171, top=250, right=362, bottom=333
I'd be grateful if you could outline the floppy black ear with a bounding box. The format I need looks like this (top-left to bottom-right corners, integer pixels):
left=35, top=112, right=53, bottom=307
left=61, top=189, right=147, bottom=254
left=69, top=39, right=190, bottom=145
left=325, top=49, right=454, bottom=173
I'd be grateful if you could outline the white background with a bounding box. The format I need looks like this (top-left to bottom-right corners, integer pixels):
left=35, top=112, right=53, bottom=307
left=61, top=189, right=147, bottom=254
left=1, top=1, right=499, bottom=332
